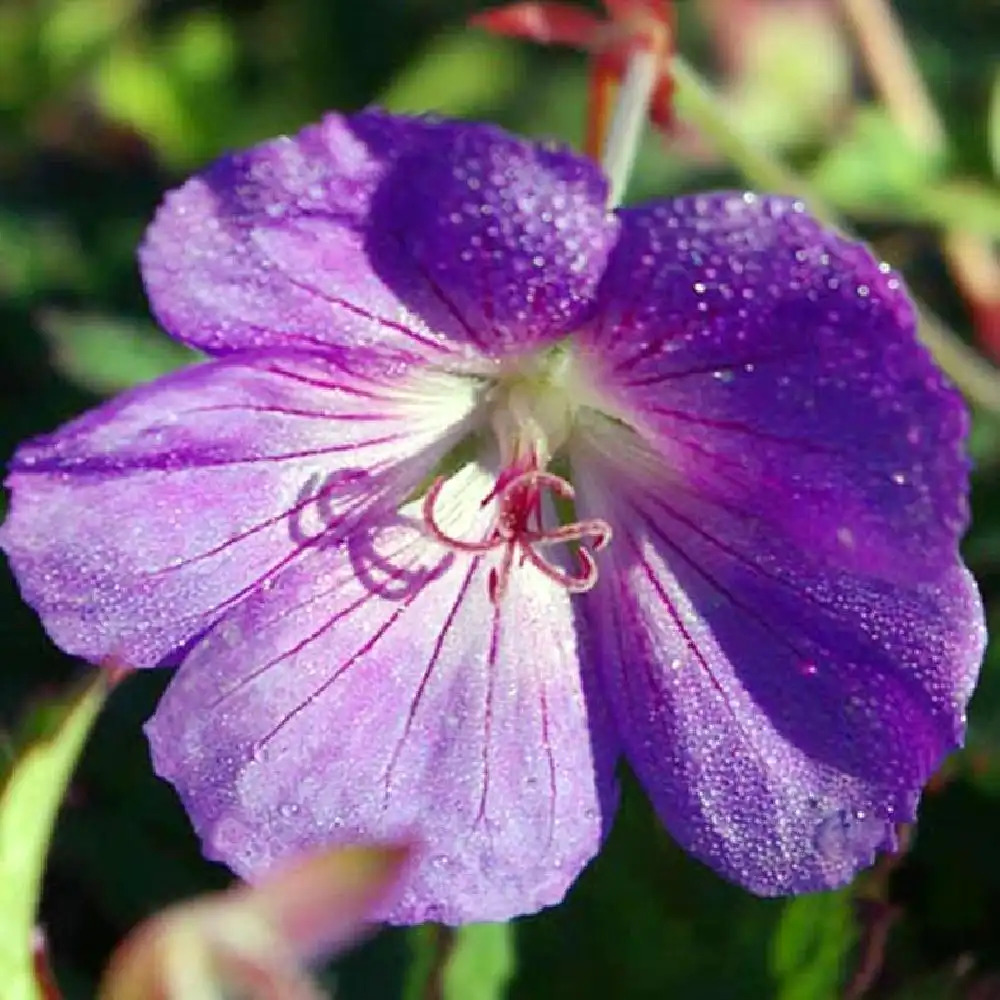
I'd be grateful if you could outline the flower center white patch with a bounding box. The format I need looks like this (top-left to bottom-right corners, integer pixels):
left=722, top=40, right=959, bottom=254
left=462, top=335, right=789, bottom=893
left=488, top=347, right=582, bottom=467
left=421, top=346, right=613, bottom=602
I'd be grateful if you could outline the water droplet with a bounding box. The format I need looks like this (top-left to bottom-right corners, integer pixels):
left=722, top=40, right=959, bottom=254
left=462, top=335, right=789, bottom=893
left=813, top=808, right=881, bottom=864
left=836, top=526, right=855, bottom=549
left=813, top=810, right=854, bottom=860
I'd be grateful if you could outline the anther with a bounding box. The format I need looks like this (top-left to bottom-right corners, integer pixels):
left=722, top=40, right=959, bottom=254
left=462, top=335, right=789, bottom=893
left=422, top=467, right=612, bottom=602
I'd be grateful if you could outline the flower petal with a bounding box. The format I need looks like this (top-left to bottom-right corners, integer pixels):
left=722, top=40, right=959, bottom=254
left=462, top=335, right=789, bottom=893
left=576, top=195, right=970, bottom=576
left=572, top=424, right=983, bottom=894
left=0, top=353, right=479, bottom=669
left=470, top=3, right=606, bottom=47
left=141, top=112, right=616, bottom=365
left=145, top=466, right=618, bottom=924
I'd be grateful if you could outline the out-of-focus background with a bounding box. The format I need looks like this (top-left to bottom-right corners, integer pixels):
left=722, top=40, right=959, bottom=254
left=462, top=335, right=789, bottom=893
left=1, top=0, right=999, bottom=997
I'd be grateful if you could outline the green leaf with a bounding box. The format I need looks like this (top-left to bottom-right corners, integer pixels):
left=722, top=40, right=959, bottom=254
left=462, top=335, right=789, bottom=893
left=990, top=68, right=1000, bottom=177
left=771, top=891, right=857, bottom=1000
left=811, top=105, right=943, bottom=207
left=443, top=924, right=514, bottom=1000
left=402, top=925, right=445, bottom=1000
left=92, top=43, right=194, bottom=164
left=163, top=10, right=236, bottom=87
left=0, top=673, right=111, bottom=1000
left=38, top=310, right=197, bottom=394
left=0, top=212, right=88, bottom=300
left=380, top=33, right=525, bottom=117
left=725, top=0, right=851, bottom=150
left=39, top=0, right=140, bottom=80
left=911, top=181, right=1000, bottom=238
left=400, top=923, right=514, bottom=1000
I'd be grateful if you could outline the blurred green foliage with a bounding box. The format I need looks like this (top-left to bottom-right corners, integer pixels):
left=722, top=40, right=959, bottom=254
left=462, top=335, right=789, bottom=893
left=1, top=0, right=999, bottom=998
left=0, top=672, right=109, bottom=1000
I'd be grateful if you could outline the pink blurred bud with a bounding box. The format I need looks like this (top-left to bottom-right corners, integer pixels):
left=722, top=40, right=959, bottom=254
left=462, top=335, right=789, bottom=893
left=98, top=844, right=410, bottom=1000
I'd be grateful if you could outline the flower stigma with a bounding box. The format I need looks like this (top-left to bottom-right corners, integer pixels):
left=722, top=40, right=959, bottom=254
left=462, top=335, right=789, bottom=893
left=422, top=349, right=613, bottom=603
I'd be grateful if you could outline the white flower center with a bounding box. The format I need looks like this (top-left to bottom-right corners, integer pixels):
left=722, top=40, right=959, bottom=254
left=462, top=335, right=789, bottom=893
left=488, top=348, right=582, bottom=468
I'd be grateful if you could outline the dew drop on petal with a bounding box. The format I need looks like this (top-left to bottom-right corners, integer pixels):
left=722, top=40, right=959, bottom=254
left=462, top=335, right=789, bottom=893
left=813, top=810, right=855, bottom=862
left=813, top=808, right=882, bottom=867
left=836, top=526, right=856, bottom=549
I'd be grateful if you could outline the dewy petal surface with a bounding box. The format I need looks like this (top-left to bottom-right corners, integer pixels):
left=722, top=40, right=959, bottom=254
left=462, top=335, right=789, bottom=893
left=574, top=425, right=981, bottom=893
left=576, top=194, right=971, bottom=577
left=567, top=193, right=984, bottom=893
left=0, top=352, right=480, bottom=669
left=146, top=465, right=618, bottom=924
left=141, top=111, right=617, bottom=366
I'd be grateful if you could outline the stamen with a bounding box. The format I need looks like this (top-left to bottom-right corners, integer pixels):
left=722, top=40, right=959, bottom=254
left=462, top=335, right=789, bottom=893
left=422, top=467, right=613, bottom=602
left=422, top=476, right=501, bottom=553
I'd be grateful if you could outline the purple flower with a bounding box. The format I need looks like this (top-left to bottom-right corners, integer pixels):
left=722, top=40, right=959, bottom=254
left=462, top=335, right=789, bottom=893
left=0, top=111, right=985, bottom=924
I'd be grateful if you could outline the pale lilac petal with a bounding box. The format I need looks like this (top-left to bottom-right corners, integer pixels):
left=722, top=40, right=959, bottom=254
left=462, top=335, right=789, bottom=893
left=145, top=466, right=618, bottom=924
left=575, top=195, right=970, bottom=576
left=0, top=354, right=480, bottom=669
left=572, top=425, right=983, bottom=893
left=141, top=112, right=616, bottom=366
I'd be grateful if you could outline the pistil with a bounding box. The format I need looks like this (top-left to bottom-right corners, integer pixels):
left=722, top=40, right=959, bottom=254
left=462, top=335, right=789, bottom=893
left=422, top=461, right=611, bottom=602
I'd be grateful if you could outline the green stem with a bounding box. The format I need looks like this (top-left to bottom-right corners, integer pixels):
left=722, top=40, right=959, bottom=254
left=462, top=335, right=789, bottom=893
left=0, top=672, right=112, bottom=1000
left=670, top=55, right=1000, bottom=414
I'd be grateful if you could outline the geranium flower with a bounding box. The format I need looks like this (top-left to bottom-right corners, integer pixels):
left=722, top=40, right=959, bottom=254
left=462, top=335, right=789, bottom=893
left=0, top=111, right=984, bottom=924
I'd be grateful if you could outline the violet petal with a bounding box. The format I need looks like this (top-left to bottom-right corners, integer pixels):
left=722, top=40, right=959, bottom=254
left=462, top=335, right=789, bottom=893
left=140, top=111, right=616, bottom=367
left=0, top=352, right=479, bottom=668
left=577, top=195, right=971, bottom=577
left=146, top=466, right=619, bottom=924
left=570, top=368, right=983, bottom=895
